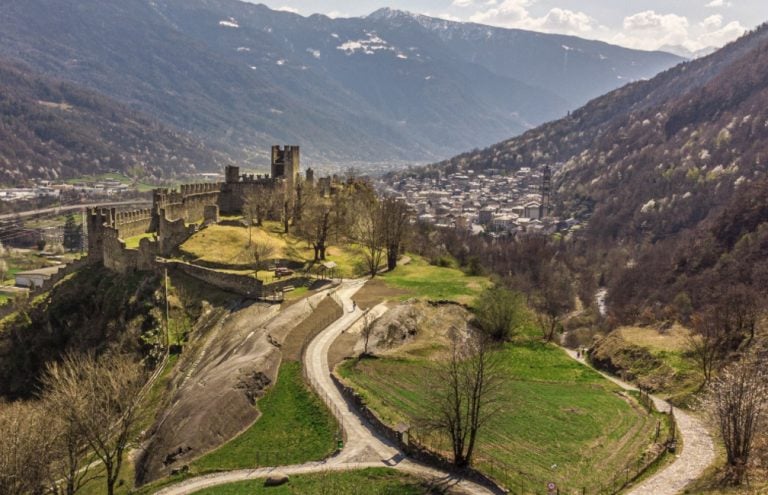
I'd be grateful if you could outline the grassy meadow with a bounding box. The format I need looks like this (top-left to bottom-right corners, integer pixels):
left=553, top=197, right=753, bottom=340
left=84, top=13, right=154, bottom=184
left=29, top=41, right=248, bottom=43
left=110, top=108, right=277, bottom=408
left=178, top=222, right=370, bottom=278
left=379, top=255, right=490, bottom=304
left=337, top=268, right=664, bottom=493
left=339, top=342, right=661, bottom=492
left=191, top=361, right=337, bottom=472
left=189, top=468, right=431, bottom=495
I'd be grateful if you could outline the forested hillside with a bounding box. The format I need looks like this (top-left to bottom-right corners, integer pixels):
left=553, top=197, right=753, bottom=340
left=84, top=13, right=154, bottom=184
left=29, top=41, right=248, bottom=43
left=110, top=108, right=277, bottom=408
left=0, top=59, right=231, bottom=184
left=0, top=0, right=681, bottom=166
left=418, top=24, right=768, bottom=321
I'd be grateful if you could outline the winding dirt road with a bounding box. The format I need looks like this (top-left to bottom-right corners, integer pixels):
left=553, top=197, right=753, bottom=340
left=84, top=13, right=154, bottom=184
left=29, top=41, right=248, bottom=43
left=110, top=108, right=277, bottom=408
left=564, top=349, right=715, bottom=495
left=155, top=280, right=498, bottom=495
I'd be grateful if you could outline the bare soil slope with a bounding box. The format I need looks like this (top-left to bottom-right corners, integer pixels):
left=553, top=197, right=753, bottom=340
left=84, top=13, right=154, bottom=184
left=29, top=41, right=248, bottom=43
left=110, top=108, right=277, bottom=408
left=136, top=291, right=331, bottom=484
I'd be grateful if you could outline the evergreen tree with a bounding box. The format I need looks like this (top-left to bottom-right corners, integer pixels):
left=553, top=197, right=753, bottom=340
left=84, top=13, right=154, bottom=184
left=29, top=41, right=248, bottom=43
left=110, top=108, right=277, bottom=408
left=63, top=214, right=83, bottom=252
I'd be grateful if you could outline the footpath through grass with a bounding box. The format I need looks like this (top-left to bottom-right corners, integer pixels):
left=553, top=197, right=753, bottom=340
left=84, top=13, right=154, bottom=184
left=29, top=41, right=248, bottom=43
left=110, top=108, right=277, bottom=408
left=189, top=468, right=430, bottom=495
left=338, top=337, right=660, bottom=492
left=192, top=361, right=337, bottom=472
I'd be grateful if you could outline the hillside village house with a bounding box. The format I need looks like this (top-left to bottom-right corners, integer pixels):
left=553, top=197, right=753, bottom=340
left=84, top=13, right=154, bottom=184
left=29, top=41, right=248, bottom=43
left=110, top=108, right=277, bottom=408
left=14, top=266, right=62, bottom=289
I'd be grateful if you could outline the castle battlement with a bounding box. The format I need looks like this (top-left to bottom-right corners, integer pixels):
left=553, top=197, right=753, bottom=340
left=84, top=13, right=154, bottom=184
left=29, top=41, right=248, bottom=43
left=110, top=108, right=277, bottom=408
left=114, top=208, right=153, bottom=226
left=88, top=145, right=307, bottom=274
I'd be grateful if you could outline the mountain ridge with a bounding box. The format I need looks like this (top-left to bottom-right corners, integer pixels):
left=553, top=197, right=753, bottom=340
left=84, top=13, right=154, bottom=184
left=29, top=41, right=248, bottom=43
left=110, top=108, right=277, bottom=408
left=0, top=0, right=683, bottom=168
left=0, top=57, right=232, bottom=184
left=415, top=22, right=768, bottom=319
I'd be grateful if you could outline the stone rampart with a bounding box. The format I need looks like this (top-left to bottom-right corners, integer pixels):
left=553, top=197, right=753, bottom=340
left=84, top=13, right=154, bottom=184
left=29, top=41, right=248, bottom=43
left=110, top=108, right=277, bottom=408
left=158, top=212, right=198, bottom=257
left=113, top=208, right=153, bottom=239
left=161, top=260, right=264, bottom=298
left=102, top=227, right=158, bottom=274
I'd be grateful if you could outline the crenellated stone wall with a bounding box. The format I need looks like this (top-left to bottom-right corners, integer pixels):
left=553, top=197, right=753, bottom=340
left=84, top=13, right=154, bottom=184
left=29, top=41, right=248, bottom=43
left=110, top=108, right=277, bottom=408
left=113, top=208, right=153, bottom=239
left=87, top=147, right=319, bottom=275
left=158, top=211, right=198, bottom=257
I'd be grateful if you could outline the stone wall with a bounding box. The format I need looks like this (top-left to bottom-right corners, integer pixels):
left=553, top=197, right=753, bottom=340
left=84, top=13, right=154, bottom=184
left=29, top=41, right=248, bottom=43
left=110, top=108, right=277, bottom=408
left=158, top=212, right=198, bottom=257
left=102, top=228, right=158, bottom=274
left=113, top=208, right=153, bottom=239
left=159, top=260, right=309, bottom=301
left=153, top=184, right=222, bottom=224
left=162, top=260, right=265, bottom=299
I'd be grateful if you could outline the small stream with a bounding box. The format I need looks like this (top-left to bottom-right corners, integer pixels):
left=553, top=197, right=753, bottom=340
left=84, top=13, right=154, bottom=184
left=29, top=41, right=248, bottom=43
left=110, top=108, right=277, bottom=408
left=595, top=288, right=608, bottom=317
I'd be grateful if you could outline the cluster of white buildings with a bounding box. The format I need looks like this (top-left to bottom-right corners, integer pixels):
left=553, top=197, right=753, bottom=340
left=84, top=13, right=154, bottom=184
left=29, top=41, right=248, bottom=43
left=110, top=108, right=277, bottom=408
left=386, top=166, right=574, bottom=237
left=0, top=187, right=61, bottom=202
left=0, top=178, right=134, bottom=202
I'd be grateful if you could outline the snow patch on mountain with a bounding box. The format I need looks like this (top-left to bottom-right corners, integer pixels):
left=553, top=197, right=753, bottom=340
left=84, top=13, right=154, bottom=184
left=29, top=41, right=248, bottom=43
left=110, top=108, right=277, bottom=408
left=337, top=32, right=395, bottom=55
left=219, top=18, right=239, bottom=28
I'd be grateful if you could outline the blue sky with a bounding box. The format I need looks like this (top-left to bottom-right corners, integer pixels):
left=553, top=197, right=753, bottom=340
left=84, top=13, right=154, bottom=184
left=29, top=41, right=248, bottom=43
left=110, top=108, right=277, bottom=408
left=253, top=0, right=768, bottom=52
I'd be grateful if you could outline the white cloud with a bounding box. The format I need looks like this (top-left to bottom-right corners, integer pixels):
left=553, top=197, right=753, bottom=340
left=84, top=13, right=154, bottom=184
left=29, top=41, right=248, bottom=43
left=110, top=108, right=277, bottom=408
left=610, top=9, right=745, bottom=52
left=469, top=1, right=596, bottom=35
left=623, top=10, right=689, bottom=32
left=276, top=6, right=299, bottom=14
left=470, top=0, right=531, bottom=27
left=614, top=11, right=692, bottom=50
left=699, top=20, right=747, bottom=47
left=452, top=0, right=475, bottom=7
left=701, top=14, right=723, bottom=29
left=540, top=8, right=594, bottom=34
left=705, top=0, right=733, bottom=7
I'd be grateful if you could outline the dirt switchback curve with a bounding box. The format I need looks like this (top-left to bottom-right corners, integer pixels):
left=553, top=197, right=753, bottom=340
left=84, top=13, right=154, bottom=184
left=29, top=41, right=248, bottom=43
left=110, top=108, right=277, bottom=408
left=155, top=279, right=498, bottom=495
left=563, top=349, right=715, bottom=495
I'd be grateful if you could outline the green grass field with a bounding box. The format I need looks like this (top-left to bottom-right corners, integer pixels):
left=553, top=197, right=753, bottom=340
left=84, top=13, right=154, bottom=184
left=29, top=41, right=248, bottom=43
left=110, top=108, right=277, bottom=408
left=189, top=468, right=430, bottom=495
left=179, top=222, right=370, bottom=277
left=339, top=340, right=662, bottom=492
left=192, top=361, right=337, bottom=472
left=380, top=256, right=490, bottom=305
left=123, top=232, right=155, bottom=249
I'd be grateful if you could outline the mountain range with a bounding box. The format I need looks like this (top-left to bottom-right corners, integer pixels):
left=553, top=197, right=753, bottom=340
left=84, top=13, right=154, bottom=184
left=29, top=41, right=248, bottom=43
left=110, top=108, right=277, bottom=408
left=421, top=23, right=768, bottom=320
left=0, top=58, right=232, bottom=185
left=0, top=0, right=682, bottom=170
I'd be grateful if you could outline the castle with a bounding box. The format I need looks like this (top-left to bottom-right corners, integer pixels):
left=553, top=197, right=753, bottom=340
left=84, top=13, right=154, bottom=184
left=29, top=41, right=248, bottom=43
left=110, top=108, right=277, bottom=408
left=87, top=145, right=309, bottom=276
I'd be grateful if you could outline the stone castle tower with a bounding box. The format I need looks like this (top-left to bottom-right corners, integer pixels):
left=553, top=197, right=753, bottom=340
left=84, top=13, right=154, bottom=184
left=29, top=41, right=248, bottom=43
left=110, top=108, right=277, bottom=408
left=271, top=145, right=300, bottom=191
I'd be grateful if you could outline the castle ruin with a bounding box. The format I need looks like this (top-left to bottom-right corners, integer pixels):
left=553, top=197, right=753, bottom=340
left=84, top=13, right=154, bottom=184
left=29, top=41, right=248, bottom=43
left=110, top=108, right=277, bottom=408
left=87, top=145, right=304, bottom=275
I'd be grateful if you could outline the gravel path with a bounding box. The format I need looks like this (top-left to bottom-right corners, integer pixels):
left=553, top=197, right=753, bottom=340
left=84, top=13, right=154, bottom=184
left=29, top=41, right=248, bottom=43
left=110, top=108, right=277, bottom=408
left=563, top=349, right=715, bottom=495
left=155, top=280, right=499, bottom=495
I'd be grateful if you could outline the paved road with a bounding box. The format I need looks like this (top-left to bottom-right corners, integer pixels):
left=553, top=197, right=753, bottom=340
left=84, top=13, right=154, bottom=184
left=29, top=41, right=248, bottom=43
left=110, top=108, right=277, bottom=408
left=563, top=349, right=715, bottom=495
left=155, top=280, right=499, bottom=495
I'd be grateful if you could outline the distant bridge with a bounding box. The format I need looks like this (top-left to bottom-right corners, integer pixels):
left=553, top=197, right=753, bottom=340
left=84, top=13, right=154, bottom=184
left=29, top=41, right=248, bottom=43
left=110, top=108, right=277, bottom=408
left=0, top=200, right=152, bottom=222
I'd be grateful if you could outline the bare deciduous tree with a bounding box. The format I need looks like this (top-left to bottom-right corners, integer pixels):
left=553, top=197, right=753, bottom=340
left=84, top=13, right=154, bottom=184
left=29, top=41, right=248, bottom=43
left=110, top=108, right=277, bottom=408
left=353, top=195, right=385, bottom=278
left=242, top=185, right=280, bottom=248
left=45, top=400, right=100, bottom=495
left=43, top=353, right=146, bottom=495
left=688, top=309, right=728, bottom=387
left=421, top=329, right=505, bottom=468
left=381, top=197, right=410, bottom=271
left=707, top=355, right=768, bottom=485
left=532, top=262, right=575, bottom=342
left=360, top=312, right=376, bottom=357
left=296, top=189, right=334, bottom=262
left=0, top=401, right=54, bottom=495
left=250, top=241, right=277, bottom=269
